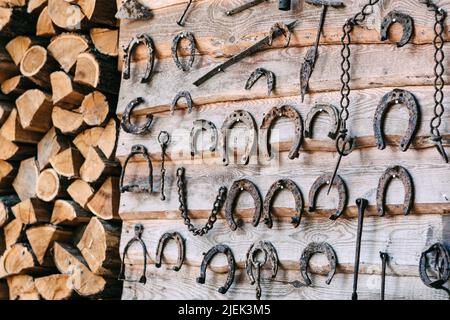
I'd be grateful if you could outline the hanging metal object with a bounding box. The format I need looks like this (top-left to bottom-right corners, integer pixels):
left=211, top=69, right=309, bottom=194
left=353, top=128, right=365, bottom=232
left=299, top=242, right=337, bottom=286
left=380, top=11, right=414, bottom=47
left=158, top=131, right=170, bottom=201
left=116, top=0, right=153, bottom=20
left=121, top=97, right=154, bottom=135
left=245, top=68, right=276, bottom=96
left=304, top=103, right=340, bottom=140
left=278, top=0, right=291, bottom=11
left=419, top=243, right=450, bottom=294
left=171, top=91, right=194, bottom=115
left=226, top=0, right=268, bottom=16
left=155, top=232, right=185, bottom=271
left=123, top=34, right=156, bottom=83
left=190, top=120, right=218, bottom=157
left=171, top=31, right=196, bottom=72
left=120, top=145, right=153, bottom=193
left=118, top=224, right=148, bottom=284
left=177, top=0, right=193, bottom=26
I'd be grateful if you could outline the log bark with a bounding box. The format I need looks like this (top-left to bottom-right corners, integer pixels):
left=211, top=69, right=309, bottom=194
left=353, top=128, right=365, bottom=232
left=1, top=75, right=34, bottom=99
left=36, top=168, right=69, bottom=202
left=50, top=71, right=91, bottom=109
left=37, top=127, right=69, bottom=170
left=67, top=179, right=94, bottom=209
left=12, top=157, right=39, bottom=200
left=15, top=89, right=53, bottom=133
left=78, top=91, right=109, bottom=126
left=79, top=146, right=120, bottom=183
left=69, top=0, right=117, bottom=27
left=0, top=0, right=27, bottom=7
left=96, top=117, right=117, bottom=159
left=0, top=194, right=19, bottom=227
left=0, top=160, right=16, bottom=193
left=35, top=274, right=73, bottom=300
left=73, top=126, right=104, bottom=158
left=4, top=218, right=24, bottom=247
left=0, top=135, right=35, bottom=161
left=87, top=176, right=119, bottom=220
left=51, top=199, right=91, bottom=226
left=19, top=45, right=58, bottom=89
left=49, top=147, right=84, bottom=179
left=47, top=33, right=89, bottom=72
left=7, top=274, right=40, bottom=300
left=11, top=198, right=51, bottom=225
left=0, top=37, right=18, bottom=85
left=0, top=108, right=43, bottom=144
left=36, top=6, right=56, bottom=37
left=90, top=28, right=118, bottom=57
left=0, top=101, right=12, bottom=126
left=0, top=7, right=38, bottom=37
left=51, top=106, right=84, bottom=136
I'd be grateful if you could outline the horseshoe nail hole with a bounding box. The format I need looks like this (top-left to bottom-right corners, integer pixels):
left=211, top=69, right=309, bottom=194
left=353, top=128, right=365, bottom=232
left=326, top=181, right=330, bottom=185
left=393, top=18, right=396, bottom=22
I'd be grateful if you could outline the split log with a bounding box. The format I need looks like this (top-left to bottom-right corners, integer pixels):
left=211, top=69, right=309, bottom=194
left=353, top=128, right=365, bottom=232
left=0, top=37, right=18, bottom=85
left=0, top=194, right=19, bottom=227
left=79, top=146, right=120, bottom=183
left=0, top=108, right=43, bottom=144
left=0, top=243, right=45, bottom=278
left=12, top=157, right=39, bottom=200
left=36, top=168, right=69, bottom=202
left=87, top=176, right=119, bottom=220
left=47, top=33, right=89, bottom=72
left=50, top=71, right=91, bottom=109
left=67, top=179, right=93, bottom=209
left=6, top=36, right=31, bottom=66
left=51, top=106, right=84, bottom=135
left=11, top=198, right=51, bottom=225
left=37, top=127, right=69, bottom=170
left=0, top=7, right=38, bottom=37
left=73, top=126, right=104, bottom=158
left=90, top=28, right=118, bottom=57
left=20, top=45, right=58, bottom=89
left=27, top=0, right=47, bottom=13
left=0, top=160, right=17, bottom=193
left=0, top=135, right=35, bottom=161
left=68, top=0, right=117, bottom=27
left=7, top=274, right=40, bottom=300
left=51, top=199, right=91, bottom=226
left=96, top=117, right=117, bottom=159
left=4, top=218, right=24, bottom=247
left=1, top=75, right=34, bottom=98
left=0, top=0, right=26, bottom=7
left=36, top=6, right=56, bottom=37
left=0, top=101, right=12, bottom=125
left=78, top=91, right=109, bottom=126
left=50, top=147, right=84, bottom=179
left=15, top=89, right=53, bottom=133
left=35, top=274, right=73, bottom=300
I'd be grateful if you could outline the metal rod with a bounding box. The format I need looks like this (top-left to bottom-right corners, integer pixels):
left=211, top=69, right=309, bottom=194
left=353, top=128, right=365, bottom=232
left=177, top=0, right=193, bottom=26
left=226, top=0, right=266, bottom=16
left=380, top=252, right=389, bottom=300
left=351, top=198, right=368, bottom=300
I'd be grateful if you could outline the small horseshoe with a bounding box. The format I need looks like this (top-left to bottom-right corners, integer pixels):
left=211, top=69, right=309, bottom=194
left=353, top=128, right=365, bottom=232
left=225, top=179, right=262, bottom=231
left=121, top=97, right=154, bottom=135
left=304, top=103, right=340, bottom=140
left=263, top=179, right=304, bottom=228
left=196, top=244, right=236, bottom=294
left=118, top=224, right=148, bottom=284
left=245, top=241, right=279, bottom=284
left=380, top=10, right=414, bottom=47
left=268, top=22, right=291, bottom=47
left=245, top=68, right=276, bottom=96
left=308, top=173, right=348, bottom=220
left=376, top=165, right=414, bottom=217
left=221, top=110, right=257, bottom=166
left=123, top=34, right=155, bottom=83
left=171, top=31, right=196, bottom=72
left=171, top=91, right=194, bottom=115
left=120, top=144, right=153, bottom=193
left=419, top=243, right=450, bottom=290
left=190, top=120, right=218, bottom=157
left=299, top=242, right=337, bottom=286
left=155, top=232, right=185, bottom=271
left=373, top=89, right=420, bottom=152
left=260, top=105, right=303, bottom=161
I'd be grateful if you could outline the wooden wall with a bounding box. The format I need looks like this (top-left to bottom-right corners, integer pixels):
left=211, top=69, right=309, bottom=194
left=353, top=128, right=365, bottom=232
left=116, top=0, right=450, bottom=300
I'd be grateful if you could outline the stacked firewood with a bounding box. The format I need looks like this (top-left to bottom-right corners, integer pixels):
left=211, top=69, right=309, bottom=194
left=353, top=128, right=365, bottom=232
left=0, top=0, right=122, bottom=300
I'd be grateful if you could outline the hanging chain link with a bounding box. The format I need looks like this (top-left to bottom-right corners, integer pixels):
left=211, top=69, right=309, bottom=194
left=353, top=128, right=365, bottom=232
left=176, top=167, right=227, bottom=236
left=158, top=131, right=170, bottom=201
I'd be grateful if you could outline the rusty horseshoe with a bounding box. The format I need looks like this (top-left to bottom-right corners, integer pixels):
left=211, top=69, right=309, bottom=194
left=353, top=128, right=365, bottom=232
left=304, top=103, right=340, bottom=140
left=419, top=243, right=450, bottom=292
left=171, top=91, right=194, bottom=115
left=123, top=34, right=155, bottom=83
left=190, top=120, right=218, bottom=157
left=155, top=232, right=185, bottom=271
left=245, top=68, right=276, bottom=96
left=120, top=145, right=153, bottom=193
left=268, top=22, right=291, bottom=47
left=300, top=242, right=337, bottom=286
left=121, top=97, right=154, bottom=135
left=374, top=89, right=420, bottom=152
left=380, top=11, right=414, bottom=47
left=118, top=224, right=148, bottom=284
left=171, top=31, right=196, bottom=72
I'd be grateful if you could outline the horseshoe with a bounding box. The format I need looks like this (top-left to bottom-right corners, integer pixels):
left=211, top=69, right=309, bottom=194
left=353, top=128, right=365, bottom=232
left=376, top=165, right=414, bottom=217
left=419, top=243, right=450, bottom=291
left=123, top=34, right=155, bottom=83
left=260, top=105, right=303, bottom=161
left=118, top=224, right=148, bottom=284
left=374, top=89, right=420, bottom=152
left=308, top=173, right=348, bottom=220
left=299, top=242, right=337, bottom=286
left=171, top=31, right=196, bottom=72
left=304, top=103, right=340, bottom=140
left=196, top=244, right=236, bottom=294
left=263, top=179, right=304, bottom=228
left=121, top=97, right=154, bottom=135
left=268, top=22, right=291, bottom=47
left=120, top=144, right=153, bottom=193
left=221, top=110, right=257, bottom=166
left=380, top=11, right=414, bottom=48
left=225, top=179, right=262, bottom=231
left=155, top=232, right=185, bottom=272
left=171, top=91, right=194, bottom=115
left=190, top=120, right=218, bottom=157
left=245, top=68, right=276, bottom=96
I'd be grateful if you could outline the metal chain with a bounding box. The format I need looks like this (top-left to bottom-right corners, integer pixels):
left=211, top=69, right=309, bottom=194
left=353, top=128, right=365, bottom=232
left=158, top=131, right=170, bottom=201
left=176, top=167, right=227, bottom=236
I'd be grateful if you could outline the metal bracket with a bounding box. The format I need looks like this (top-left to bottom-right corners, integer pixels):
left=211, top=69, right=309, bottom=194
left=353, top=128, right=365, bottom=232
left=171, top=91, right=194, bottom=115
left=225, top=179, right=262, bottom=231
left=197, top=244, right=236, bottom=294
left=419, top=243, right=450, bottom=292
left=123, top=34, right=155, bottom=83
left=190, top=120, right=218, bottom=157
left=245, top=68, right=275, bottom=96
left=308, top=173, right=348, bottom=220
left=374, top=89, right=420, bottom=152
left=380, top=10, right=414, bottom=47
left=172, top=31, right=196, bottom=72
left=120, top=145, right=153, bottom=193
left=118, top=224, right=147, bottom=284
left=155, top=232, right=185, bottom=272
left=121, top=97, right=154, bottom=135
left=304, top=103, right=340, bottom=140
left=300, top=242, right=337, bottom=286
left=376, top=165, right=414, bottom=217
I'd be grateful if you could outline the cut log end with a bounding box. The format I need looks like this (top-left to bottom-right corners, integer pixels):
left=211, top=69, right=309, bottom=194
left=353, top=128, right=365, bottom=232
left=35, top=274, right=73, bottom=300
left=36, top=168, right=65, bottom=202
left=20, top=45, right=47, bottom=77
left=87, top=176, right=119, bottom=220
left=47, top=33, right=89, bottom=72
left=7, top=275, right=40, bottom=300
left=80, top=91, right=109, bottom=126
left=67, top=179, right=94, bottom=209
left=74, top=52, right=99, bottom=88
left=51, top=199, right=91, bottom=225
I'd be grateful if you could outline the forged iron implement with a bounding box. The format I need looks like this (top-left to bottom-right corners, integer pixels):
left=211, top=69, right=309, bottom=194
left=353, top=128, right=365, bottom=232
left=221, top=110, right=257, bottom=166
left=123, top=34, right=155, bottom=83
left=300, top=242, right=337, bottom=286
left=300, top=0, right=345, bottom=102
left=190, top=120, right=218, bottom=157
left=246, top=241, right=279, bottom=300
left=259, top=105, right=303, bottom=161
left=304, top=103, right=340, bottom=140
left=263, top=179, right=304, bottom=228
left=308, top=173, right=348, bottom=220
left=118, top=224, right=148, bottom=284
left=380, top=11, right=414, bottom=47
left=171, top=91, right=194, bottom=115
left=193, top=20, right=296, bottom=86
left=172, top=31, right=196, bottom=72
left=376, top=165, right=414, bottom=217
left=158, top=131, right=170, bottom=201
left=351, top=198, right=368, bottom=300
left=120, top=145, right=153, bottom=193
left=177, top=0, right=193, bottom=26
left=121, top=97, right=154, bottom=135
left=419, top=243, right=450, bottom=294
left=197, top=244, right=236, bottom=294
left=225, top=179, right=262, bottom=231
left=380, top=251, right=389, bottom=300
left=115, top=0, right=152, bottom=20
left=226, top=0, right=268, bottom=16
left=155, top=232, right=185, bottom=271
left=278, top=0, right=291, bottom=11
left=373, top=89, right=420, bottom=152
left=245, top=68, right=276, bottom=96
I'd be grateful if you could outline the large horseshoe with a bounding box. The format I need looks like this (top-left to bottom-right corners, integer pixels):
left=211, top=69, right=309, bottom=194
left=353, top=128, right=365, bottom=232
left=155, top=232, right=185, bottom=272
left=245, top=68, right=276, bottom=96
left=121, top=97, right=154, bottom=135
left=263, top=179, right=304, bottom=228
left=171, top=31, right=196, bottom=72
left=225, top=179, right=262, bottom=231
left=118, top=224, right=148, bottom=284
left=373, top=89, right=420, bottom=152
left=245, top=241, right=279, bottom=284
left=268, top=22, right=291, bottom=47
left=120, top=144, right=153, bottom=193
left=380, top=11, right=414, bottom=48
left=171, top=91, right=194, bottom=115
left=299, top=242, right=337, bottom=286
left=221, top=110, right=257, bottom=166
left=376, top=165, right=414, bottom=217
left=304, top=103, right=340, bottom=140
left=123, top=34, right=155, bottom=83
left=196, top=244, right=236, bottom=294
left=190, top=120, right=218, bottom=157
left=260, top=105, right=303, bottom=161
left=308, top=173, right=348, bottom=220
left=419, top=243, right=450, bottom=290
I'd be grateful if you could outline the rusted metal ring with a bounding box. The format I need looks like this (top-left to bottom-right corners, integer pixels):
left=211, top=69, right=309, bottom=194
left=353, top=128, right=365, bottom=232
left=245, top=241, right=279, bottom=284
left=300, top=242, right=337, bottom=286
left=123, top=34, right=155, bottom=83
left=155, top=232, right=185, bottom=271
left=380, top=11, right=414, bottom=47
left=171, top=91, right=194, bottom=115
left=190, top=120, right=218, bottom=157
left=120, top=144, right=153, bottom=193
left=419, top=243, right=450, bottom=290
left=268, top=22, right=291, bottom=47
left=121, top=97, right=154, bottom=135
left=245, top=68, right=276, bottom=96
left=118, top=224, right=148, bottom=284
left=171, top=31, right=196, bottom=72
left=304, top=103, right=340, bottom=140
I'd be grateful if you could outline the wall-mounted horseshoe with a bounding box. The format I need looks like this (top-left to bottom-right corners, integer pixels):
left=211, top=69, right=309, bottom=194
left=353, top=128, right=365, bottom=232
left=123, top=34, right=155, bottom=83
left=196, top=244, right=236, bottom=294
left=380, top=10, right=414, bottom=48
left=308, top=173, right=348, bottom=220
left=120, top=144, right=153, bottom=193
left=121, top=97, right=154, bottom=135
left=118, top=224, right=148, bottom=284
left=374, top=89, right=420, bottom=152
left=419, top=243, right=450, bottom=291
left=190, top=120, right=218, bottom=157
left=376, top=165, right=414, bottom=217
left=171, top=91, right=194, bottom=115
left=245, top=68, right=276, bottom=96
left=221, top=110, right=257, bottom=166
left=304, top=103, right=340, bottom=140
left=263, top=179, right=304, bottom=228
left=300, top=242, right=337, bottom=286
left=155, top=232, right=185, bottom=271
left=171, top=31, right=196, bottom=72
left=225, top=179, right=262, bottom=231
left=268, top=22, right=291, bottom=47
left=260, top=105, right=303, bottom=161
